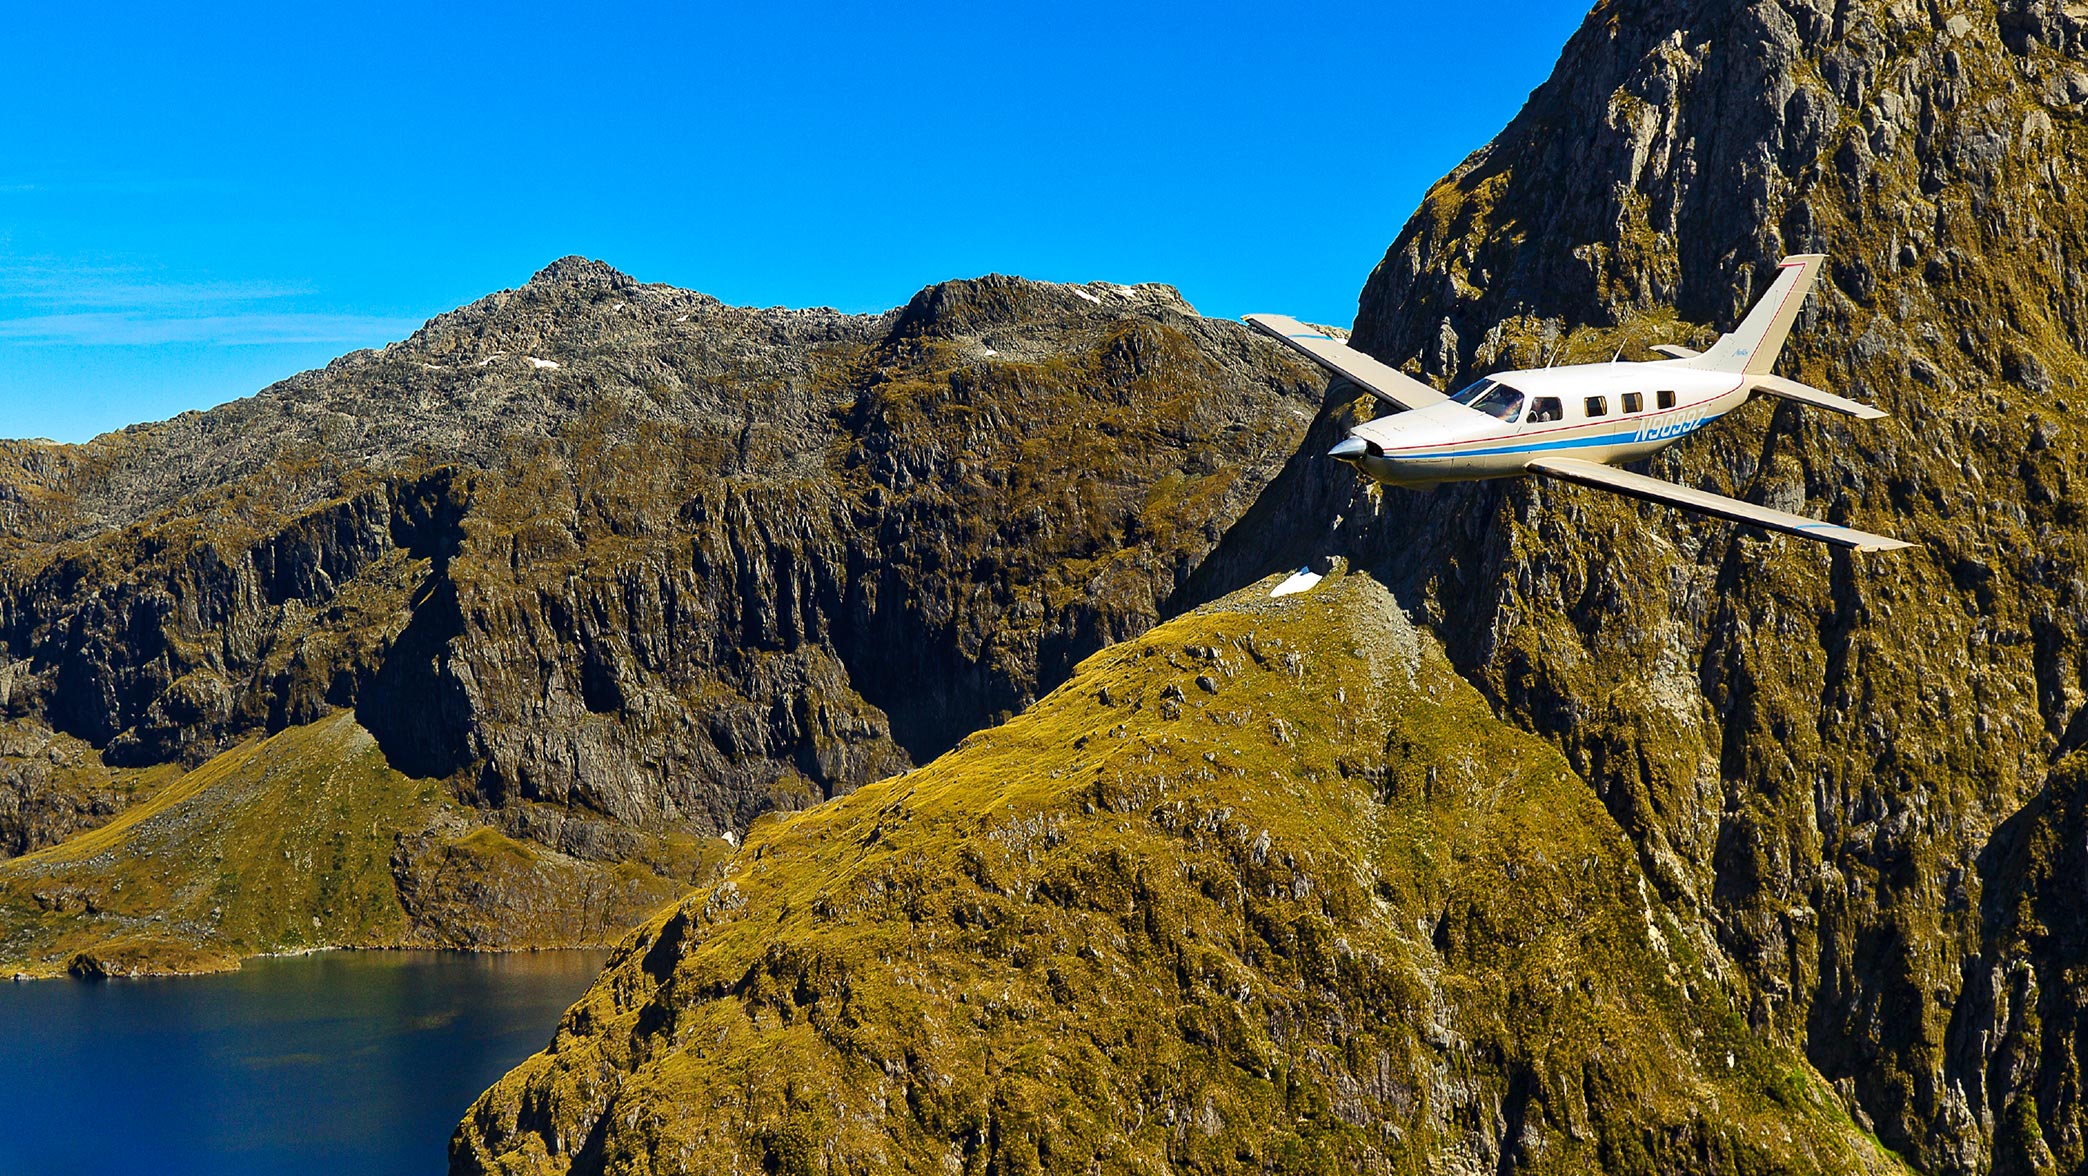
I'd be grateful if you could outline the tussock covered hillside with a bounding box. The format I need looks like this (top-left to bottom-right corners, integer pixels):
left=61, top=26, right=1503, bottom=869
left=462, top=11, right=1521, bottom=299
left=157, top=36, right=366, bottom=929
left=0, top=711, right=690, bottom=978
left=453, top=571, right=1899, bottom=1176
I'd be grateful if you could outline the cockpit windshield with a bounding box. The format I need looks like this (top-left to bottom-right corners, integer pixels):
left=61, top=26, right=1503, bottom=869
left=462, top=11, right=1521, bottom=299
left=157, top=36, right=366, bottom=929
left=1449, top=378, right=1526, bottom=422
left=1465, top=383, right=1525, bottom=422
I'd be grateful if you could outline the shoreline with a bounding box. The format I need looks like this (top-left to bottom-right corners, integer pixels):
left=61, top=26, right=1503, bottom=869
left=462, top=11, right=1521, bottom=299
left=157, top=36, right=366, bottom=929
left=9, top=940, right=624, bottom=984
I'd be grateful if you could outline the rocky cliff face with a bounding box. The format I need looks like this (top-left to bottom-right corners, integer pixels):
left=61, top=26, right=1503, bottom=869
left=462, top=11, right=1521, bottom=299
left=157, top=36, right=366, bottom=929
left=1185, top=0, right=2088, bottom=1170
left=0, top=264, right=1318, bottom=863
left=0, top=720, right=173, bottom=857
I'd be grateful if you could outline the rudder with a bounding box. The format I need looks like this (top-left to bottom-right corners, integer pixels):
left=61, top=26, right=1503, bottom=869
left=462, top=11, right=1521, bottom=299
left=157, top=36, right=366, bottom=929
left=1693, top=254, right=1825, bottom=374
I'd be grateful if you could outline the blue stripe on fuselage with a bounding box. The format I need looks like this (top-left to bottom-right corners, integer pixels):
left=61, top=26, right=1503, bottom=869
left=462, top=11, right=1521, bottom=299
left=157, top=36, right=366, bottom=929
left=1396, top=417, right=1709, bottom=461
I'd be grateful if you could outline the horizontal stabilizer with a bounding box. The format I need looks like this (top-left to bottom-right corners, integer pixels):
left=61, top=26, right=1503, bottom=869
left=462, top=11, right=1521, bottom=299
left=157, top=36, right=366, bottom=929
left=1525, top=456, right=1913, bottom=553
left=1650, top=344, right=1701, bottom=359
left=1244, top=314, right=1447, bottom=411
left=1748, top=373, right=1888, bottom=420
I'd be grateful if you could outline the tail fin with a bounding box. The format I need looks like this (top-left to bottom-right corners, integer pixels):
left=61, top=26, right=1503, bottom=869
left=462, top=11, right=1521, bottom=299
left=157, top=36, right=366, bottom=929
left=1692, top=254, right=1825, bottom=374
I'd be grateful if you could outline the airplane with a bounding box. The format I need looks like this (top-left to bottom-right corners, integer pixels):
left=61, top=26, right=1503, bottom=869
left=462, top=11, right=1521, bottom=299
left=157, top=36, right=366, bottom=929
left=1245, top=254, right=1913, bottom=552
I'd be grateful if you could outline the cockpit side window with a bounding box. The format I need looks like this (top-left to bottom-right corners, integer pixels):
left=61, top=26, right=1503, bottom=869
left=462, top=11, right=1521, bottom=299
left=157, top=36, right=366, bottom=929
left=1527, top=397, right=1563, bottom=423
left=1467, top=384, right=1526, bottom=422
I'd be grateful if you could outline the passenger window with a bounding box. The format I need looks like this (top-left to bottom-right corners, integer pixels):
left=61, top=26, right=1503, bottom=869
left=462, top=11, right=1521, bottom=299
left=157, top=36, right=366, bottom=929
left=1584, top=396, right=1608, bottom=417
left=1622, top=392, right=1643, bottom=413
left=1527, top=397, right=1563, bottom=423
left=1657, top=390, right=1676, bottom=410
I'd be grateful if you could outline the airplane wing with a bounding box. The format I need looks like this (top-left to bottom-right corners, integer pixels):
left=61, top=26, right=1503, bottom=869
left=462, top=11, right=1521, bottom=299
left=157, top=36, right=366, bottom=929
left=1525, top=456, right=1913, bottom=552
left=1243, top=314, right=1448, bottom=411
left=1747, top=373, right=1888, bottom=420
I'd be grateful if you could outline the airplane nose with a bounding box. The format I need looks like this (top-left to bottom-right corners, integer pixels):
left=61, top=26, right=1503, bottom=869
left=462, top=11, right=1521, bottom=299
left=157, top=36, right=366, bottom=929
left=1328, top=436, right=1370, bottom=460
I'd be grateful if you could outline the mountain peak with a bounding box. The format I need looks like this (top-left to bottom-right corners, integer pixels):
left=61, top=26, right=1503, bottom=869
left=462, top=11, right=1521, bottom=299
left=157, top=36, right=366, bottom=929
left=891, top=274, right=1194, bottom=340
left=526, top=255, right=638, bottom=291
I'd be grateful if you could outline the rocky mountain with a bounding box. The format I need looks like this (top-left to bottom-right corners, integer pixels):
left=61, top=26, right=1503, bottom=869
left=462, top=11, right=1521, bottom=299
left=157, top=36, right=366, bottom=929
left=0, top=263, right=1320, bottom=974
left=454, top=572, right=1897, bottom=1175
left=5, top=0, right=2082, bottom=1168
left=1183, top=0, right=2088, bottom=1170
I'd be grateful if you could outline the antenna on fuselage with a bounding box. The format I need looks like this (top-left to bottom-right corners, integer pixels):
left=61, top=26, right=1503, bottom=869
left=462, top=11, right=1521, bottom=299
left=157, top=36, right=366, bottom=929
left=1610, top=345, right=1625, bottom=364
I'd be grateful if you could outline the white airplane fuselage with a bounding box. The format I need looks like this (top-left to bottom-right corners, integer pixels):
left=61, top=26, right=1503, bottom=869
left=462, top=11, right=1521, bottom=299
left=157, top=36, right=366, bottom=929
left=1336, top=360, right=1748, bottom=487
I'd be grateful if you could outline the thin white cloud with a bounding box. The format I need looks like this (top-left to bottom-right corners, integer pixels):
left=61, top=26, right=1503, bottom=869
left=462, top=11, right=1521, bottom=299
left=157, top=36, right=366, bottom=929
left=0, top=260, right=309, bottom=310
left=0, top=311, right=420, bottom=347
left=0, top=178, right=232, bottom=198
left=0, top=256, right=414, bottom=347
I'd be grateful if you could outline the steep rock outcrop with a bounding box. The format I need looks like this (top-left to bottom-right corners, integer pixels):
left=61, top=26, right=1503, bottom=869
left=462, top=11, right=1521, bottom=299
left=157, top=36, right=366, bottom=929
left=1190, top=0, right=2088, bottom=1169
left=0, top=721, right=174, bottom=857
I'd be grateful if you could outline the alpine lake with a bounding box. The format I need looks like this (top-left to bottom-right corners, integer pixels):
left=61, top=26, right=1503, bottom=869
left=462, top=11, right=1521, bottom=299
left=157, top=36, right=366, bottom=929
left=0, top=949, right=608, bottom=1175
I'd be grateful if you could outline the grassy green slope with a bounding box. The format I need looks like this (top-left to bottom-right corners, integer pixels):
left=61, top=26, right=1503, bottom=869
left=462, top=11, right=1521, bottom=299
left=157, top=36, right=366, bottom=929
left=0, top=711, right=692, bottom=977
left=455, top=571, right=1903, bottom=1175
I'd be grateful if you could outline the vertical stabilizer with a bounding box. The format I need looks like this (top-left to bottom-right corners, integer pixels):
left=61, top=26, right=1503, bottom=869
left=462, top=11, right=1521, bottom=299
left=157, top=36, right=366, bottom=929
left=1693, top=254, right=1825, bottom=374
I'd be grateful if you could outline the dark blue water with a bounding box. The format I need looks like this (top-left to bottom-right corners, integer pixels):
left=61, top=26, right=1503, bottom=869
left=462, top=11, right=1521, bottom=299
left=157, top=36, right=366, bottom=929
left=0, top=949, right=608, bottom=1176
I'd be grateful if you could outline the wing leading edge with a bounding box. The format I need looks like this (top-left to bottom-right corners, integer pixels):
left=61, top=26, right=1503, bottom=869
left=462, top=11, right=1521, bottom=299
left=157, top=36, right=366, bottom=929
left=1243, top=314, right=1448, bottom=412
left=1525, top=456, right=1913, bottom=553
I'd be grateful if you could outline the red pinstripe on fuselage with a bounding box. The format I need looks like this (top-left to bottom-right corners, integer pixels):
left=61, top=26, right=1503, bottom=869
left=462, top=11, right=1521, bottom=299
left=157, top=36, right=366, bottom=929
left=1345, top=363, right=1750, bottom=486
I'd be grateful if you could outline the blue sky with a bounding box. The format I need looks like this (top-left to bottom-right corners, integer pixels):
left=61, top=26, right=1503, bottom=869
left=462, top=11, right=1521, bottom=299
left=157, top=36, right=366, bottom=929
left=2, top=1, right=1587, bottom=443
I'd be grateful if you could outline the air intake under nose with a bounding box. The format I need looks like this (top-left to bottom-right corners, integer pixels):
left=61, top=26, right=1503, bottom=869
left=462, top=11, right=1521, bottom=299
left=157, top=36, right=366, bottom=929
left=1328, top=436, right=1376, bottom=460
